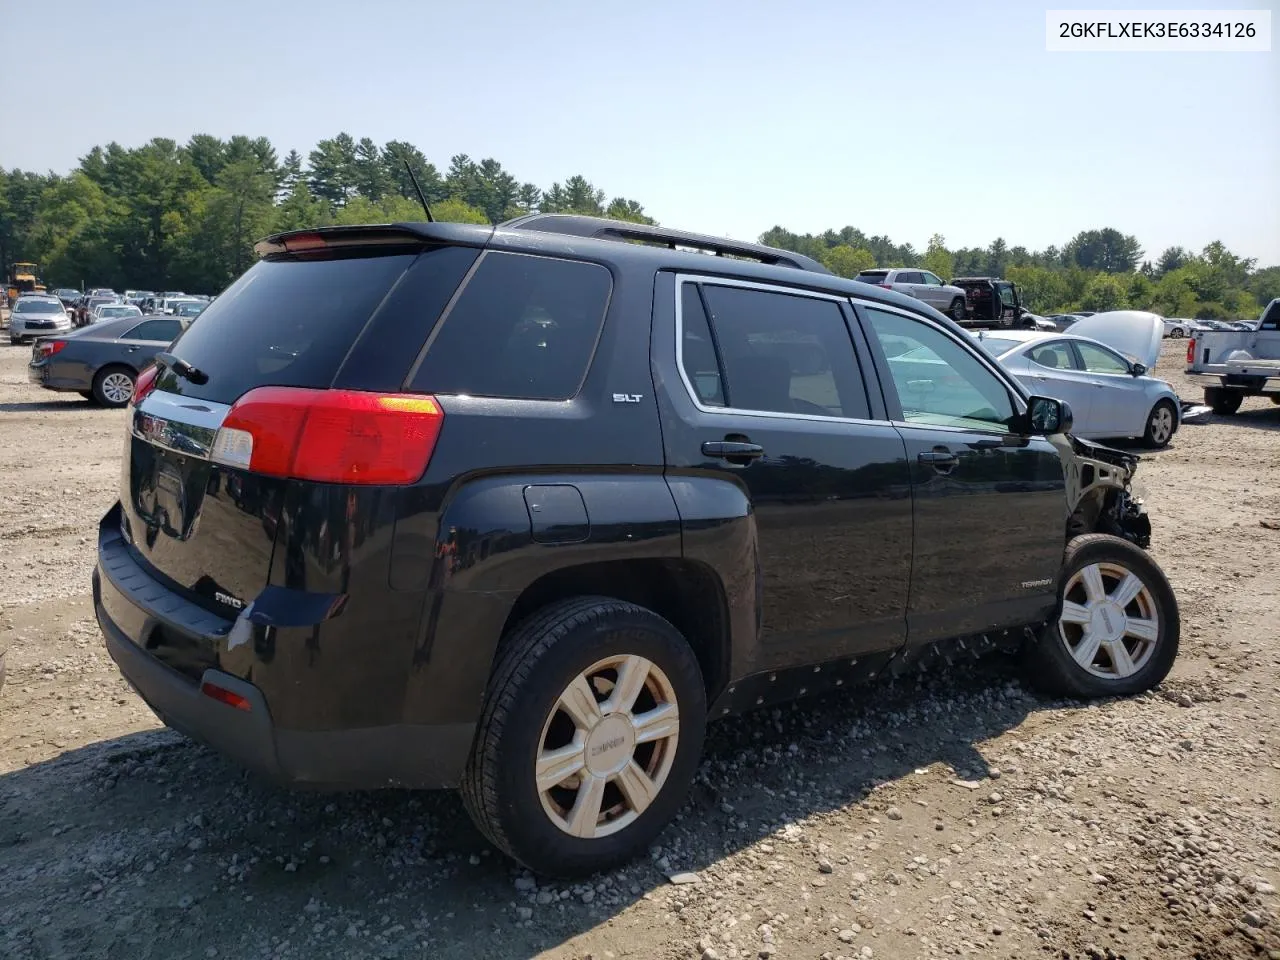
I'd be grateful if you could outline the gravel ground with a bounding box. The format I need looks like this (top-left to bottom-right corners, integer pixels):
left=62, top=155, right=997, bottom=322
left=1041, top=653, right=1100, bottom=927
left=0, top=337, right=1277, bottom=960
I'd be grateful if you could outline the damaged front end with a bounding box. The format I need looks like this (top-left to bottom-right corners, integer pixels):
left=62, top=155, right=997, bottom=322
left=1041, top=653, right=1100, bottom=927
left=1050, top=434, right=1152, bottom=549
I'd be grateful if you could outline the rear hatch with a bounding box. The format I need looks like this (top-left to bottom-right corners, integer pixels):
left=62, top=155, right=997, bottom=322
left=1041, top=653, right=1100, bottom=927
left=117, top=229, right=483, bottom=628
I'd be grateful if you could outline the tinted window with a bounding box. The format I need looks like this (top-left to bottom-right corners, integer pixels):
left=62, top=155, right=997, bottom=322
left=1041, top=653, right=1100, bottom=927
left=865, top=308, right=1015, bottom=431
left=124, top=318, right=182, bottom=342
left=896, top=272, right=923, bottom=284
left=409, top=252, right=611, bottom=401
left=1074, top=342, right=1129, bottom=374
left=697, top=284, right=869, bottom=419
left=855, top=271, right=889, bottom=283
left=162, top=251, right=417, bottom=403
left=679, top=284, right=725, bottom=406
left=1028, top=341, right=1077, bottom=370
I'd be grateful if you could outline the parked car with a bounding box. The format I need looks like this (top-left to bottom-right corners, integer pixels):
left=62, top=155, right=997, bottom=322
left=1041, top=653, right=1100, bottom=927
left=972, top=311, right=1179, bottom=447
left=174, top=300, right=206, bottom=319
left=92, top=303, right=144, bottom=323
left=75, top=295, right=119, bottom=327
left=8, top=295, right=72, bottom=344
left=1021, top=313, right=1058, bottom=332
left=28, top=315, right=186, bottom=406
left=854, top=268, right=968, bottom=322
left=51, top=287, right=81, bottom=308
left=94, top=214, right=1178, bottom=878
left=1162, top=318, right=1195, bottom=339
left=1185, top=298, right=1280, bottom=413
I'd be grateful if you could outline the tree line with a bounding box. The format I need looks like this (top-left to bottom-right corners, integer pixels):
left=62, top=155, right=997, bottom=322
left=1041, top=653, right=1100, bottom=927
left=1, top=133, right=1275, bottom=320
left=0, top=133, right=655, bottom=295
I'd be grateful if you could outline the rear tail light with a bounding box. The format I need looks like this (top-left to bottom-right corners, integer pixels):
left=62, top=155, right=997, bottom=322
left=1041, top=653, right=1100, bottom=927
left=282, top=233, right=328, bottom=252
left=132, top=365, right=159, bottom=405
left=1186, top=338, right=1196, bottom=365
left=211, top=387, right=444, bottom=485
left=37, top=340, right=67, bottom=358
left=878, top=283, right=893, bottom=289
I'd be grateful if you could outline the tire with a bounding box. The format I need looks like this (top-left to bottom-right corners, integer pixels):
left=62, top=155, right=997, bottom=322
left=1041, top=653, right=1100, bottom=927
left=1142, top=399, right=1177, bottom=448
left=1024, top=534, right=1179, bottom=699
left=949, top=298, right=967, bottom=323
left=91, top=365, right=136, bottom=408
left=1204, top=388, right=1243, bottom=416
left=1270, top=396, right=1280, bottom=406
left=1169, top=328, right=1184, bottom=339
left=461, top=596, right=706, bottom=878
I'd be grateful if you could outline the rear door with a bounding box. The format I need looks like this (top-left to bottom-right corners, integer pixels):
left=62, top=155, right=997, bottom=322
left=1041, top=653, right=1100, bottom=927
left=117, top=317, right=183, bottom=366
left=1016, top=339, right=1096, bottom=432
left=894, top=271, right=924, bottom=302
left=656, top=274, right=913, bottom=674
left=856, top=302, right=1065, bottom=646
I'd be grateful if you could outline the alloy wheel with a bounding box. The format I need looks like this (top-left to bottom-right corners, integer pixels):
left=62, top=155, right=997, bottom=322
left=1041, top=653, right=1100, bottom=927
left=1058, top=562, right=1160, bottom=679
left=536, top=655, right=680, bottom=839
left=100, top=372, right=135, bottom=404
left=1148, top=406, right=1174, bottom=445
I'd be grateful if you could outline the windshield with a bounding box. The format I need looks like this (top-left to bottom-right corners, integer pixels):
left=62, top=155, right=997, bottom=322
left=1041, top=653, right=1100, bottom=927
left=177, top=303, right=204, bottom=316
left=101, top=306, right=139, bottom=317
left=14, top=299, right=61, bottom=313
left=975, top=336, right=1020, bottom=356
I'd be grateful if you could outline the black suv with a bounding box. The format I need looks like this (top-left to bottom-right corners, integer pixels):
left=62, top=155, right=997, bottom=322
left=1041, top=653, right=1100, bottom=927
left=94, top=214, right=1178, bottom=878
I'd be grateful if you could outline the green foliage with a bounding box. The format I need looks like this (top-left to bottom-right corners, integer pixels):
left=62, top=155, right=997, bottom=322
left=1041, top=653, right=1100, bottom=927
left=1079, top=274, right=1131, bottom=312
left=822, top=245, right=876, bottom=279
left=922, top=234, right=953, bottom=281
left=4, top=133, right=655, bottom=292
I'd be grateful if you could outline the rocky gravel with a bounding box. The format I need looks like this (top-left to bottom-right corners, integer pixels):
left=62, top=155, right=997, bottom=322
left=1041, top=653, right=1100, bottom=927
left=1, top=338, right=1278, bottom=960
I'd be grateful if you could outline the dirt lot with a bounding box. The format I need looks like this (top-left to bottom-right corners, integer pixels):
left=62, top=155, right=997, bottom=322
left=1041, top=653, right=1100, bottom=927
left=0, top=337, right=1277, bottom=960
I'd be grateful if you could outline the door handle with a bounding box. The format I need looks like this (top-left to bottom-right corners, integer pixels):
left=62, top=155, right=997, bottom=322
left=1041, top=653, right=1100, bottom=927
left=918, top=448, right=959, bottom=473
left=702, top=440, right=764, bottom=461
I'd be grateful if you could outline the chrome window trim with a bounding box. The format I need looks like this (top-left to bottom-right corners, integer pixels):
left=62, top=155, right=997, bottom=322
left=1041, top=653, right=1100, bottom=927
left=673, top=273, right=885, bottom=427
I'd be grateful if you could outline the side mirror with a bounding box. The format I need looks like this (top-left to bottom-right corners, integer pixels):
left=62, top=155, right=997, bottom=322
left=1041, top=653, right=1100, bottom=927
left=1026, top=395, right=1073, bottom=435
left=1130, top=362, right=1147, bottom=377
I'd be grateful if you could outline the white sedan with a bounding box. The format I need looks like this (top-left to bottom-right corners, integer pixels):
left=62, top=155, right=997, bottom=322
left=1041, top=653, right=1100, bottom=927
left=971, top=311, right=1181, bottom=448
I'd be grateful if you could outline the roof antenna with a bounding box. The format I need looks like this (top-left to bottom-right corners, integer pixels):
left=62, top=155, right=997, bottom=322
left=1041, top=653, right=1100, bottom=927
left=398, top=153, right=434, bottom=223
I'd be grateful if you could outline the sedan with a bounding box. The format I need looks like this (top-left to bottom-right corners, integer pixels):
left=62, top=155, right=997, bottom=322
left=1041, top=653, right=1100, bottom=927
left=971, top=311, right=1180, bottom=448
left=8, top=295, right=72, bottom=344
left=92, top=303, right=143, bottom=324
left=28, top=315, right=186, bottom=407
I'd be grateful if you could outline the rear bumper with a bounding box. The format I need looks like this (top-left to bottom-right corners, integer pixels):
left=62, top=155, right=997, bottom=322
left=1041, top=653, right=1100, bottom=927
left=1186, top=371, right=1280, bottom=392
left=94, top=505, right=474, bottom=789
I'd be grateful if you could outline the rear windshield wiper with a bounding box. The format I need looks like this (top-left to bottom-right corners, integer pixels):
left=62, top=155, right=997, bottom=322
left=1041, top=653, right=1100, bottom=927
left=155, top=351, right=209, bottom=385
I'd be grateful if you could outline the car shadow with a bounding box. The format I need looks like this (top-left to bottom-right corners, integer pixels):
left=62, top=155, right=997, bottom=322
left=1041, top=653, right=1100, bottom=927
left=0, top=656, right=1088, bottom=959
left=0, top=398, right=95, bottom=413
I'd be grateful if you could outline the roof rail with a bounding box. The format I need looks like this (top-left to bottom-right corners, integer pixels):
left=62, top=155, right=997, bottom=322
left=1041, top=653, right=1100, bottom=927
left=499, top=214, right=831, bottom=274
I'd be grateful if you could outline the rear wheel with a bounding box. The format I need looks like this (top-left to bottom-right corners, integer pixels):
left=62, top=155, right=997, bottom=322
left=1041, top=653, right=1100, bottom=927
left=461, top=597, right=706, bottom=878
left=91, top=366, right=136, bottom=408
left=1271, top=396, right=1280, bottom=406
left=949, top=298, right=967, bottom=323
left=1025, top=534, right=1179, bottom=699
left=1142, top=400, right=1177, bottom=448
left=1205, top=388, right=1243, bottom=416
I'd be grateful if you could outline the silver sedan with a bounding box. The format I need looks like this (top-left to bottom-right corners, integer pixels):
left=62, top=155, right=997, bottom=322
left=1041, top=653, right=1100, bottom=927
left=971, top=311, right=1181, bottom=448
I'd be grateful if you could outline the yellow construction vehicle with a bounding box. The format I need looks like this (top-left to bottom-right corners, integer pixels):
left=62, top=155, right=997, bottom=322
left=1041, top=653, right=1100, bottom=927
left=6, top=262, right=46, bottom=303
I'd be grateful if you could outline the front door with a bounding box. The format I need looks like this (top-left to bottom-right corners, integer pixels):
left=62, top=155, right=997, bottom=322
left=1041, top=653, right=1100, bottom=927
left=918, top=272, right=949, bottom=311
left=857, top=303, right=1066, bottom=646
left=1071, top=341, right=1148, bottom=437
left=655, top=275, right=914, bottom=675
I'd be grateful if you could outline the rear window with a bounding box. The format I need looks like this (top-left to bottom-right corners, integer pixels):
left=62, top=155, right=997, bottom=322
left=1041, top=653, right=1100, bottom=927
left=408, top=251, right=611, bottom=401
left=855, top=271, right=889, bottom=283
left=162, top=251, right=418, bottom=403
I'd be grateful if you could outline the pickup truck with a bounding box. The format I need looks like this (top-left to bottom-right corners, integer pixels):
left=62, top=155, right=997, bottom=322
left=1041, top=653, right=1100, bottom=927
left=1185, top=299, right=1280, bottom=414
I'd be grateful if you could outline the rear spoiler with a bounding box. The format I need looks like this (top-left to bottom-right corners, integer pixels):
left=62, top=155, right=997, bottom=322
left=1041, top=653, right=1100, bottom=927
left=253, top=222, right=494, bottom=258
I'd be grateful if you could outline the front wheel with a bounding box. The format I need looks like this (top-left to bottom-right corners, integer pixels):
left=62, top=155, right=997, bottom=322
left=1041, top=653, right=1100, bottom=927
left=1024, top=534, right=1179, bottom=699
left=1142, top=399, right=1177, bottom=448
left=1169, top=328, right=1184, bottom=339
left=949, top=298, right=967, bottom=323
left=91, top=366, right=136, bottom=408
left=461, top=597, right=706, bottom=878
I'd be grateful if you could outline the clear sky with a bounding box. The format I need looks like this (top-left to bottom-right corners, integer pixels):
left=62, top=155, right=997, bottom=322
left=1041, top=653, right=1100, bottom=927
left=13, top=0, right=1280, bottom=264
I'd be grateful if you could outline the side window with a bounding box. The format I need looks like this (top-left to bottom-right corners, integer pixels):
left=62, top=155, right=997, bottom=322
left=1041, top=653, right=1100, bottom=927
left=1028, top=341, right=1077, bottom=371
left=679, top=285, right=725, bottom=406
left=124, top=318, right=182, bottom=342
left=896, top=271, right=922, bottom=284
left=695, top=283, right=870, bottom=419
left=1074, top=342, right=1130, bottom=374
left=920, top=272, right=942, bottom=286
left=863, top=307, right=1016, bottom=431
left=409, top=252, right=611, bottom=401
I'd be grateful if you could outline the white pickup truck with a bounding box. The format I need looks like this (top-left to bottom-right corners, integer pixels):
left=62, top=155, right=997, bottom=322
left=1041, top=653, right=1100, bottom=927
left=1185, top=298, right=1280, bottom=414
